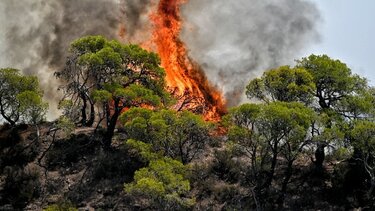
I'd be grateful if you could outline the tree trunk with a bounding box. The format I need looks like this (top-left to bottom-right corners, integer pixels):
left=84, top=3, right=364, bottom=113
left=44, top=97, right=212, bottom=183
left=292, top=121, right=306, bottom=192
left=0, top=103, right=16, bottom=126
left=314, top=141, right=327, bottom=170
left=86, top=101, right=95, bottom=127
left=103, top=109, right=121, bottom=150
left=265, top=142, right=278, bottom=189
left=35, top=124, right=40, bottom=141
left=277, top=161, right=294, bottom=209
left=80, top=92, right=87, bottom=126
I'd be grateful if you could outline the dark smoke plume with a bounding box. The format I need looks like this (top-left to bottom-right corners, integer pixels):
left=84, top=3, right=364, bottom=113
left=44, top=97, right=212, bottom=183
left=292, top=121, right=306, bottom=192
left=180, top=0, right=320, bottom=106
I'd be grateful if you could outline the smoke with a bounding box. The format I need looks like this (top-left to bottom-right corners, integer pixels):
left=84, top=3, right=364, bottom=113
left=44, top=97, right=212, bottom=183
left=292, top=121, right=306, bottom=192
left=0, top=0, right=152, bottom=119
left=120, top=0, right=154, bottom=41
left=0, top=0, right=320, bottom=118
left=180, top=0, right=320, bottom=106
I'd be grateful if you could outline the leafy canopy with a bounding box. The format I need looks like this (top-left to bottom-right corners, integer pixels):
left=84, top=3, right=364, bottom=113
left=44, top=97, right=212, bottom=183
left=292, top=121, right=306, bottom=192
left=125, top=139, right=195, bottom=209
left=0, top=68, right=47, bottom=125
left=121, top=108, right=213, bottom=164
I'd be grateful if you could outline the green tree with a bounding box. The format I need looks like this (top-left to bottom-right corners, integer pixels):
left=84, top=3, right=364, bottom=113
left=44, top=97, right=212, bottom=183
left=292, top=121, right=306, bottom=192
left=121, top=108, right=213, bottom=164
left=0, top=68, right=48, bottom=126
left=225, top=102, right=315, bottom=207
left=246, top=65, right=315, bottom=104
left=56, top=36, right=170, bottom=148
left=296, top=54, right=369, bottom=168
left=246, top=54, right=372, bottom=169
left=296, top=54, right=367, bottom=110
left=55, top=36, right=120, bottom=126
left=349, top=120, right=375, bottom=198
left=125, top=139, right=195, bottom=210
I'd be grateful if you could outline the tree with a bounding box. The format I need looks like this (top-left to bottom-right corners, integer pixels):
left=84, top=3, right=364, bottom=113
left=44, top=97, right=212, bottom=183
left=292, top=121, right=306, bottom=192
left=17, top=91, right=48, bottom=138
left=120, top=108, right=213, bottom=164
left=225, top=102, right=315, bottom=207
left=246, top=54, right=371, bottom=169
left=246, top=65, right=315, bottom=104
left=56, top=36, right=171, bottom=148
left=0, top=68, right=48, bottom=126
left=349, top=120, right=375, bottom=199
left=94, top=84, right=163, bottom=148
left=296, top=54, right=367, bottom=111
left=55, top=35, right=121, bottom=126
left=125, top=139, right=195, bottom=209
left=296, top=54, right=369, bottom=168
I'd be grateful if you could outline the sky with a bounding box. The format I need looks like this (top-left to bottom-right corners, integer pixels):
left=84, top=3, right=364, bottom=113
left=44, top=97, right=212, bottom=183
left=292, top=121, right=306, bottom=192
left=302, top=0, right=375, bottom=85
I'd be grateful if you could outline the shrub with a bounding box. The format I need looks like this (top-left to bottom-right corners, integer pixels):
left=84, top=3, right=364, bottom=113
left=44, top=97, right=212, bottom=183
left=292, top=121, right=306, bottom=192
left=43, top=201, right=77, bottom=211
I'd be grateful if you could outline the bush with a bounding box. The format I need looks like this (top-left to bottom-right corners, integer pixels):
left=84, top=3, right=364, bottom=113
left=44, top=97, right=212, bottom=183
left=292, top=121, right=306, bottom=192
left=43, top=201, right=77, bottom=211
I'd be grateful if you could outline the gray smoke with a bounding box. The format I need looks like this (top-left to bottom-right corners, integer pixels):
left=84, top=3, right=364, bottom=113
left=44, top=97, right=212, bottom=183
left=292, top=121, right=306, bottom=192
left=0, top=0, right=152, bottom=119
left=121, top=0, right=153, bottom=39
left=180, top=0, right=320, bottom=106
left=0, top=0, right=320, bottom=118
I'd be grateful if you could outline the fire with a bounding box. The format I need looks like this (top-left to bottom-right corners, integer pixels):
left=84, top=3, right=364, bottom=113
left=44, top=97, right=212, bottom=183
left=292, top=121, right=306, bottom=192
left=151, top=0, right=226, bottom=121
left=120, top=0, right=227, bottom=121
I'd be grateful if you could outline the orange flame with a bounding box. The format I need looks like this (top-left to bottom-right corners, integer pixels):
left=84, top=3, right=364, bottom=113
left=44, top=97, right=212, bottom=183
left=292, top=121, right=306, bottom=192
left=119, top=0, right=226, bottom=121
left=150, top=0, right=226, bottom=121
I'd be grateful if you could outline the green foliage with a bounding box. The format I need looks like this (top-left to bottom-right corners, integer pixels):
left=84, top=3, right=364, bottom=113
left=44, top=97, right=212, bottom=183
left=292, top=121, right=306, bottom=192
left=126, top=139, right=159, bottom=161
left=43, top=201, right=77, bottom=211
left=226, top=102, right=315, bottom=157
left=17, top=91, right=48, bottom=125
left=121, top=108, right=213, bottom=164
left=58, top=35, right=172, bottom=147
left=58, top=100, right=80, bottom=122
left=125, top=139, right=195, bottom=209
left=125, top=158, right=194, bottom=209
left=350, top=120, right=375, bottom=151
left=56, top=35, right=171, bottom=130
left=56, top=116, right=75, bottom=137
left=246, top=65, right=315, bottom=103
left=0, top=68, right=47, bottom=125
left=225, top=101, right=316, bottom=200
left=241, top=54, right=375, bottom=208
left=296, top=54, right=367, bottom=110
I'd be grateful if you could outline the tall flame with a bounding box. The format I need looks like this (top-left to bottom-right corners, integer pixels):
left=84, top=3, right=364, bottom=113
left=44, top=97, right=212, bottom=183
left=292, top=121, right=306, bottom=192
left=151, top=0, right=226, bottom=120
left=119, top=0, right=226, bottom=120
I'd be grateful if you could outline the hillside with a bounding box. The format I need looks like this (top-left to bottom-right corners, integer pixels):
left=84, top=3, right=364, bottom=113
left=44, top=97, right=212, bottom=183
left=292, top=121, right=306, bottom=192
left=0, top=122, right=372, bottom=210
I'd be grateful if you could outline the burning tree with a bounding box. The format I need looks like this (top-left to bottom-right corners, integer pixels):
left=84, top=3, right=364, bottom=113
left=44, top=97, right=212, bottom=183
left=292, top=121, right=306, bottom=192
left=120, top=0, right=227, bottom=121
